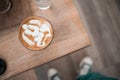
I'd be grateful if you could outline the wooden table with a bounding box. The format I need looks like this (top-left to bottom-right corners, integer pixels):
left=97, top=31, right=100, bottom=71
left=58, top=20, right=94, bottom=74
left=0, top=0, right=90, bottom=79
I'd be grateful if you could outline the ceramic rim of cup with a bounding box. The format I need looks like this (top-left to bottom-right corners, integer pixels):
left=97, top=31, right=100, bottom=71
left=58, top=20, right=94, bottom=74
left=0, top=1, right=11, bottom=13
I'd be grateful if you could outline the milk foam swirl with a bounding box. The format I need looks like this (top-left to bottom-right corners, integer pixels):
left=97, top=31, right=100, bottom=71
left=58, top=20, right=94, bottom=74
left=22, top=19, right=52, bottom=47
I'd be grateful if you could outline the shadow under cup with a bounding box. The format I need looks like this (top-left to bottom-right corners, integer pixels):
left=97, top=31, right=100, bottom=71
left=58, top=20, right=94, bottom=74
left=0, top=0, right=11, bottom=13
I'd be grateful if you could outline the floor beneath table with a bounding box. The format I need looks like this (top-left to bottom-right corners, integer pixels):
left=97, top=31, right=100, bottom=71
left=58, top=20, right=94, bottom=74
left=7, top=0, right=120, bottom=80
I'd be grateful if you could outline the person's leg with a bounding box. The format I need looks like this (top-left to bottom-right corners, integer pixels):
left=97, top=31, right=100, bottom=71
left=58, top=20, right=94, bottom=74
left=77, top=72, right=118, bottom=80
left=77, top=57, right=118, bottom=80
left=48, top=68, right=63, bottom=80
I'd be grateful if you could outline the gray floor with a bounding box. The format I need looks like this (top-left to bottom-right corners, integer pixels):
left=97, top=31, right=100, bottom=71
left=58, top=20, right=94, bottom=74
left=75, top=0, right=120, bottom=78
left=35, top=50, right=87, bottom=80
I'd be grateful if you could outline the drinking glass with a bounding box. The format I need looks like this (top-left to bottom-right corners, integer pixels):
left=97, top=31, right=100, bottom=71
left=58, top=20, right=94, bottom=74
left=35, top=0, right=52, bottom=10
left=0, top=0, right=11, bottom=13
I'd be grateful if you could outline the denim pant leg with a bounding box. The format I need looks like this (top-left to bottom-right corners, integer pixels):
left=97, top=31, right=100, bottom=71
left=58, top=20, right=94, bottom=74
left=76, top=72, right=118, bottom=80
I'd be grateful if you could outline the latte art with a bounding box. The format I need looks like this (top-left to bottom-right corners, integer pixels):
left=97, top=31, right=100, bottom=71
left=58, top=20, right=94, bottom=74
left=18, top=16, right=53, bottom=50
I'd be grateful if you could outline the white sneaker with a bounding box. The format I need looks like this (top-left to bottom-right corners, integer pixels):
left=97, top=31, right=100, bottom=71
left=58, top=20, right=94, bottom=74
left=79, top=57, right=93, bottom=76
left=48, top=68, right=63, bottom=80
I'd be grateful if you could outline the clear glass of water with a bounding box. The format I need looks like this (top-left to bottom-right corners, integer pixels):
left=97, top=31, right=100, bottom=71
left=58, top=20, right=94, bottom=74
left=35, top=0, right=52, bottom=10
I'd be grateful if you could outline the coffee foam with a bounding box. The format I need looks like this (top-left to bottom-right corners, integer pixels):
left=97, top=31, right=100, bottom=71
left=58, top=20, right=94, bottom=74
left=21, top=19, right=52, bottom=47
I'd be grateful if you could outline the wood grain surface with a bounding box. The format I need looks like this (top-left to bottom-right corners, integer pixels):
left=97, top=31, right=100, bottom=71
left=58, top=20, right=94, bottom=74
left=0, top=0, right=90, bottom=79
left=0, top=0, right=34, bottom=30
left=6, top=69, right=37, bottom=80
